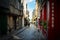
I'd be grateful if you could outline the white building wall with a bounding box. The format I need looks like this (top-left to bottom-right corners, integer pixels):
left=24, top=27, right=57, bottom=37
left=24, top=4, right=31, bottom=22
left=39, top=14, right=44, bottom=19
left=22, top=0, right=27, bottom=27
left=23, top=0, right=27, bottom=17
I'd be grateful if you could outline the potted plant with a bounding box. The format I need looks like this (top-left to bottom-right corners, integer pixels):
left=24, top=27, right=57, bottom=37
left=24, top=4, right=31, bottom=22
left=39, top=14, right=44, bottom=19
left=40, top=20, right=47, bottom=30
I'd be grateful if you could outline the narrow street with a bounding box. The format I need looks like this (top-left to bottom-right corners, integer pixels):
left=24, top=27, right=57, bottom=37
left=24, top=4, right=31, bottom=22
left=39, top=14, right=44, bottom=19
left=12, top=24, right=46, bottom=40
left=0, top=0, right=59, bottom=40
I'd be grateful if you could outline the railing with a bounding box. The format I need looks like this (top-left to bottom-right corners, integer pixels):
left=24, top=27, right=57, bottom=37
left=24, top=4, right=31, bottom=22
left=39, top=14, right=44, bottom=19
left=19, top=3, right=23, bottom=10
left=9, top=0, right=23, bottom=16
left=9, top=5, right=23, bottom=16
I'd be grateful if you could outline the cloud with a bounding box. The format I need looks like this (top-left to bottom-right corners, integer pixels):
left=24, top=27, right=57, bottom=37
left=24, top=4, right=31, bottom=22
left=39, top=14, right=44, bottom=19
left=30, top=0, right=33, bottom=2
left=26, top=0, right=33, bottom=3
left=26, top=0, right=35, bottom=20
left=28, top=9, right=33, bottom=20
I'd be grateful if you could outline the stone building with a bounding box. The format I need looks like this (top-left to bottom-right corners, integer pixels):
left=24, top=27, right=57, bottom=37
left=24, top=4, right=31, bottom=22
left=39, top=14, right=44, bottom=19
left=0, top=0, right=23, bottom=35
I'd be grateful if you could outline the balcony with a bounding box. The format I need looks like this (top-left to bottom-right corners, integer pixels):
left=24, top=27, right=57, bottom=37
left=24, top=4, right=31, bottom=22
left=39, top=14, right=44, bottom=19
left=9, top=6, right=19, bottom=15
left=18, top=3, right=23, bottom=16
left=19, top=3, right=23, bottom=10
left=9, top=5, right=23, bottom=16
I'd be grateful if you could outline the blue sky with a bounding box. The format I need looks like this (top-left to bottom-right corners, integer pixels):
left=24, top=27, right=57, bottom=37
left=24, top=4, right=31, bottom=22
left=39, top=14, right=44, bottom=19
left=26, top=0, right=36, bottom=20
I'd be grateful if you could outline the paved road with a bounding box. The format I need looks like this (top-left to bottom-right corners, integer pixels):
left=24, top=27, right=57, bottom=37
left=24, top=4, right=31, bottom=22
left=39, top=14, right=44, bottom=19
left=13, top=24, right=46, bottom=40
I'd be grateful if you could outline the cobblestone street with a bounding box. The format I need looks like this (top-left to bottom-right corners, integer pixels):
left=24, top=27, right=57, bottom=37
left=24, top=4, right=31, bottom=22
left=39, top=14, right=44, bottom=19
left=12, top=24, right=46, bottom=40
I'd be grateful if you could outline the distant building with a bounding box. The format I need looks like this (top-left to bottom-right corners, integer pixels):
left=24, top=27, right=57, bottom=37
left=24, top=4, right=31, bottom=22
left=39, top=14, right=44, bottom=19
left=32, top=9, right=36, bottom=23
left=24, top=4, right=30, bottom=26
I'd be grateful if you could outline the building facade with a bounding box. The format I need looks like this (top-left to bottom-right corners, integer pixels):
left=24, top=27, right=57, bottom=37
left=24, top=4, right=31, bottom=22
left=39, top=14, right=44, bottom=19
left=32, top=0, right=40, bottom=26
left=36, top=0, right=59, bottom=40
left=0, top=0, right=23, bottom=35
left=22, top=0, right=27, bottom=27
left=32, top=9, right=36, bottom=24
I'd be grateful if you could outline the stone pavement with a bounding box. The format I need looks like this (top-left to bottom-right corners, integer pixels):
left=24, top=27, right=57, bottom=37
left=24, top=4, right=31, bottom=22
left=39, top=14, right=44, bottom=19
left=12, top=24, right=46, bottom=40
left=0, top=26, right=28, bottom=40
left=0, top=24, right=47, bottom=40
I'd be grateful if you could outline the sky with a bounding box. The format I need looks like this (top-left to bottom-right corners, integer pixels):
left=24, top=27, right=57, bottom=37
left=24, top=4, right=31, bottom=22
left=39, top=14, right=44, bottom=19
left=26, top=0, right=36, bottom=21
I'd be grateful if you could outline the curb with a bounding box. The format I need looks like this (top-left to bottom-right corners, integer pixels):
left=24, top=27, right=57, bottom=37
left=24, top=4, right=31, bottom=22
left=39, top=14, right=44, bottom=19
left=12, top=27, right=28, bottom=35
left=0, top=26, right=28, bottom=40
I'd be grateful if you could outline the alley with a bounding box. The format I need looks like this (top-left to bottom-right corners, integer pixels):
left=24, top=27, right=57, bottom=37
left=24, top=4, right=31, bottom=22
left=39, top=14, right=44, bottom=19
left=13, top=24, right=46, bottom=40
left=0, top=0, right=58, bottom=40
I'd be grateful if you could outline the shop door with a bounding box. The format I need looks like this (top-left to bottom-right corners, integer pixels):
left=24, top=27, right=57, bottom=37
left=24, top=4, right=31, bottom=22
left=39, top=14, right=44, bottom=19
left=0, top=15, right=7, bottom=35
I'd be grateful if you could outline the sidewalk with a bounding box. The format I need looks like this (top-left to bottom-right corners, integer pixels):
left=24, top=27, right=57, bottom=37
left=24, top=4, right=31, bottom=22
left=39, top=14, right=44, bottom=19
left=0, top=26, right=28, bottom=40
left=11, top=26, right=28, bottom=35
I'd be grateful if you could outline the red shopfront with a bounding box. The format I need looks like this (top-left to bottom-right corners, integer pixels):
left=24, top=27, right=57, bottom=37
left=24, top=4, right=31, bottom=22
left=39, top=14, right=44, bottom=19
left=38, top=0, right=60, bottom=40
left=44, top=0, right=60, bottom=40
left=40, top=0, right=55, bottom=40
left=48, top=0, right=60, bottom=40
left=38, top=1, right=47, bottom=38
